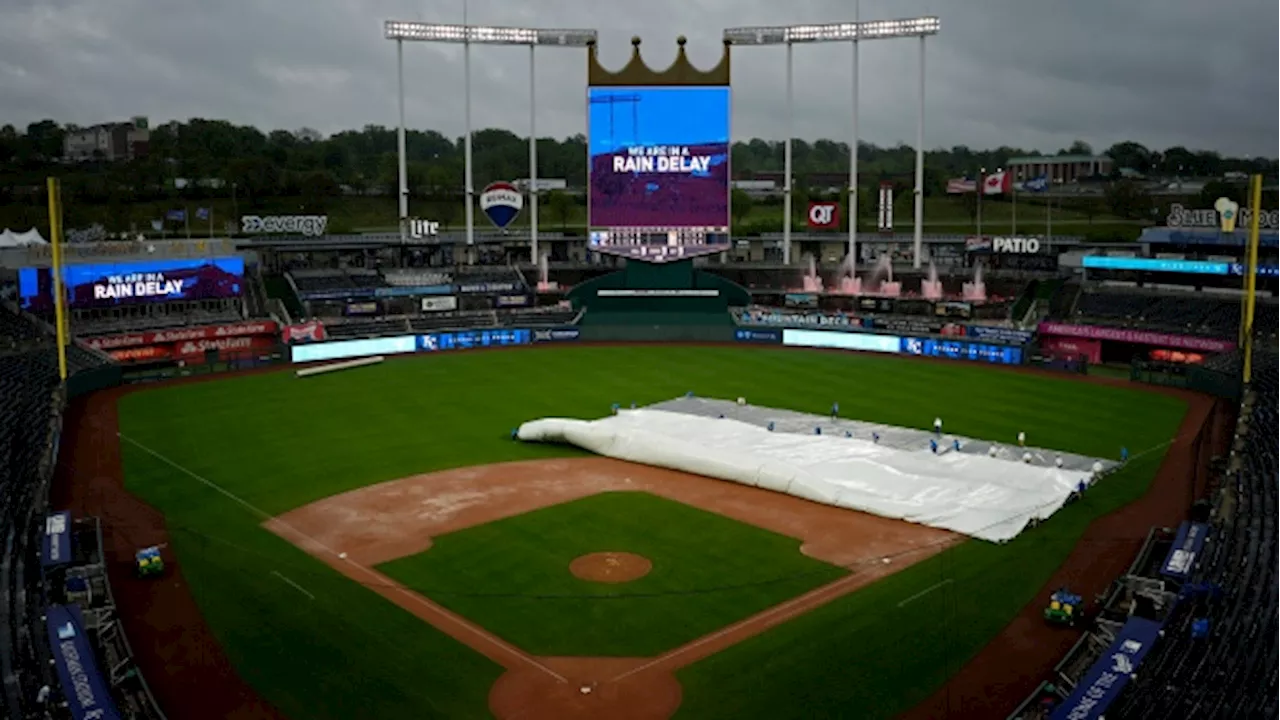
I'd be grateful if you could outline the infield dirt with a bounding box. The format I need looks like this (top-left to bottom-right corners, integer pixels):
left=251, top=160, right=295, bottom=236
left=266, top=457, right=959, bottom=719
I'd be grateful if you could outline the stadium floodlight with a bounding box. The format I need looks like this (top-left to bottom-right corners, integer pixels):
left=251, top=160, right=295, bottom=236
left=724, top=15, right=939, bottom=269
left=384, top=20, right=596, bottom=259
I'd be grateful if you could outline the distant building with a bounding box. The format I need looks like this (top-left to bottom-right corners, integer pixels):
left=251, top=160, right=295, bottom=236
left=1007, top=154, right=1113, bottom=183
left=63, top=117, right=150, bottom=162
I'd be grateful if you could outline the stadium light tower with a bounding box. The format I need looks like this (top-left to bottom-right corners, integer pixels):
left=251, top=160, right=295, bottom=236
left=724, top=16, right=939, bottom=268
left=384, top=21, right=597, bottom=261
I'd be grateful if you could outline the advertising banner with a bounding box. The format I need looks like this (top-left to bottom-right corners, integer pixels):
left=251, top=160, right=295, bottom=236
left=1038, top=322, right=1235, bottom=352
left=900, top=336, right=1024, bottom=364
left=81, top=320, right=278, bottom=350
left=782, top=329, right=901, bottom=354
left=41, top=511, right=72, bottom=568
left=784, top=293, right=819, bottom=309
left=46, top=604, right=123, bottom=720
left=291, top=335, right=417, bottom=363
left=107, top=335, right=278, bottom=363
left=597, top=289, right=719, bottom=297
left=877, top=183, right=894, bottom=233
left=375, top=284, right=454, bottom=298
left=807, top=202, right=840, bottom=230
left=494, top=294, right=532, bottom=308
left=588, top=85, right=730, bottom=229
left=734, top=328, right=782, bottom=344
left=872, top=317, right=944, bottom=335
left=241, top=214, right=327, bottom=237
left=282, top=320, right=327, bottom=344
left=1081, top=256, right=1229, bottom=275
left=420, top=296, right=459, bottom=313
left=107, top=346, right=171, bottom=362
left=1049, top=617, right=1163, bottom=720
left=344, top=301, right=380, bottom=316
left=299, top=288, right=374, bottom=301
left=408, top=218, right=440, bottom=238
left=419, top=328, right=532, bottom=351
left=1041, top=336, right=1102, bottom=364
left=456, top=281, right=520, bottom=294
left=1160, top=522, right=1208, bottom=581
left=966, top=325, right=1035, bottom=345
left=964, top=236, right=992, bottom=253
left=20, top=257, right=246, bottom=311
left=171, top=335, right=276, bottom=360
left=533, top=327, right=582, bottom=343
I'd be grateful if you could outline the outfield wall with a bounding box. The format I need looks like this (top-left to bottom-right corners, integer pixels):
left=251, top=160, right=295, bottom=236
left=285, top=325, right=1029, bottom=367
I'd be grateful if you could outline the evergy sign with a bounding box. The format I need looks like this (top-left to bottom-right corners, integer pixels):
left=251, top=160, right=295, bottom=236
left=241, top=215, right=328, bottom=237
left=1038, top=322, right=1236, bottom=352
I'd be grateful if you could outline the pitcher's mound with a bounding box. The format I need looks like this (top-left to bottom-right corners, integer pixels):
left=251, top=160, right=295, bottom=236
left=570, top=552, right=652, bottom=583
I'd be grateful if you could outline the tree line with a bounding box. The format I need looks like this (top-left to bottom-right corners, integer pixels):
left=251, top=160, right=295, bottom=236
left=0, top=118, right=1274, bottom=214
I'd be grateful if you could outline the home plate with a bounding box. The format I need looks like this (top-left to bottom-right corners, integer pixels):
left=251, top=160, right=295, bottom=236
left=579, top=685, right=592, bottom=695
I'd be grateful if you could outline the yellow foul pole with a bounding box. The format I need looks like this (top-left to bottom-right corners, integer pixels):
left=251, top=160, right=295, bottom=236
left=1241, top=174, right=1262, bottom=384
left=46, top=177, right=68, bottom=381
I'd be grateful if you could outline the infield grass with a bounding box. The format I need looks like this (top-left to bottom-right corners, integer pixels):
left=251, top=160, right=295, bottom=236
left=116, top=345, right=1186, bottom=719
left=378, top=491, right=848, bottom=657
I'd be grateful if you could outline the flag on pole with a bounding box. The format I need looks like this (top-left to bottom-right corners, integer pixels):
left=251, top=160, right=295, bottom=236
left=1021, top=176, right=1050, bottom=192
left=165, top=209, right=186, bottom=222
left=946, top=178, right=977, bottom=194
left=150, top=219, right=163, bottom=231
left=197, top=207, right=212, bottom=237
left=982, top=171, right=1012, bottom=195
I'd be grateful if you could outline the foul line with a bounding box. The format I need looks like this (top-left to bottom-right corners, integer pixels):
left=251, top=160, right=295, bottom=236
left=271, top=570, right=315, bottom=600
left=896, top=578, right=953, bottom=608
left=610, top=570, right=867, bottom=683
left=117, top=432, right=567, bottom=684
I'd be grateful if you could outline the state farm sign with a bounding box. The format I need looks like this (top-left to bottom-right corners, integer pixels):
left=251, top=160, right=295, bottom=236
left=991, top=236, right=1042, bottom=254
left=807, top=202, right=840, bottom=230
left=82, top=321, right=278, bottom=350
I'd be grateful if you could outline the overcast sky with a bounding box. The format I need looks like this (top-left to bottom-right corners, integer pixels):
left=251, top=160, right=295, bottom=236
left=1, top=0, right=1275, bottom=157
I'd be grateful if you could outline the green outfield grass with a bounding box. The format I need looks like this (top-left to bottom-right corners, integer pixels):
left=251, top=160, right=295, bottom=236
left=116, top=346, right=1186, bottom=719
left=379, top=491, right=848, bottom=657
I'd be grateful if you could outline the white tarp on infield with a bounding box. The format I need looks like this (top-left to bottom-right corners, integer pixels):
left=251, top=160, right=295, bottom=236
left=518, top=405, right=1101, bottom=543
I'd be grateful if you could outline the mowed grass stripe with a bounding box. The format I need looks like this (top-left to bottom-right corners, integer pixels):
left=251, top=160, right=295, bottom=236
left=116, top=346, right=1186, bottom=719
left=377, top=492, right=848, bottom=657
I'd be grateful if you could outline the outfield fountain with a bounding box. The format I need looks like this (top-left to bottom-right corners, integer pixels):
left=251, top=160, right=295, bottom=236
left=836, top=253, right=863, bottom=295
left=867, top=254, right=901, bottom=297
left=921, top=260, right=944, bottom=300
left=962, top=261, right=987, bottom=302
left=802, top=253, right=824, bottom=293
left=536, top=253, right=558, bottom=291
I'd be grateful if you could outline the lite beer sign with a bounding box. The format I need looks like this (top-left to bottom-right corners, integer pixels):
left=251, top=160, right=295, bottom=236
left=408, top=219, right=440, bottom=239
left=1166, top=201, right=1279, bottom=232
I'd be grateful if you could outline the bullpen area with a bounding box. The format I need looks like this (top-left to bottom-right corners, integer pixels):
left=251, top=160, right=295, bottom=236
left=60, top=345, right=1195, bottom=719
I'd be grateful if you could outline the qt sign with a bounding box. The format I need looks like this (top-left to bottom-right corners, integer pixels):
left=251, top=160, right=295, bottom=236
left=479, top=182, right=523, bottom=229
left=807, top=201, right=840, bottom=230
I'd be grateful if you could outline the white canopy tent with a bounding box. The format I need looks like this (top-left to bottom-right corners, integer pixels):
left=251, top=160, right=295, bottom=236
left=0, top=229, right=49, bottom=247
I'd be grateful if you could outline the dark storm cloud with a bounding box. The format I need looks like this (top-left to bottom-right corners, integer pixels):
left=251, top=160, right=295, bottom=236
left=0, top=0, right=1274, bottom=156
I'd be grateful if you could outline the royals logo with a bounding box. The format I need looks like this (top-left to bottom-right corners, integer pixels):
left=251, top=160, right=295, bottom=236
left=478, top=182, right=524, bottom=229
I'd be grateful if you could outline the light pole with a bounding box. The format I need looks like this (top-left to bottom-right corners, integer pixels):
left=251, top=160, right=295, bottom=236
left=850, top=0, right=859, bottom=266
left=725, top=16, right=940, bottom=268
left=384, top=22, right=596, bottom=259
